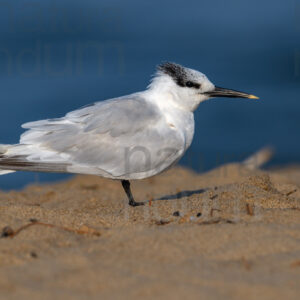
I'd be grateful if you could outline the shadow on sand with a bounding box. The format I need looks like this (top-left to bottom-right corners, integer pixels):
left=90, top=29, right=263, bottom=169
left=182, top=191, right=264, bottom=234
left=155, top=188, right=207, bottom=201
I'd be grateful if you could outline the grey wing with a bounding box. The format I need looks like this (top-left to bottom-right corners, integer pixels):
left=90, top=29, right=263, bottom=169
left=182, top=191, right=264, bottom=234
left=16, top=93, right=184, bottom=179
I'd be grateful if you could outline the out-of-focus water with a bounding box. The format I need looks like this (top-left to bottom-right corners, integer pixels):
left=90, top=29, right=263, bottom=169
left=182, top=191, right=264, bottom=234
left=0, top=0, right=299, bottom=189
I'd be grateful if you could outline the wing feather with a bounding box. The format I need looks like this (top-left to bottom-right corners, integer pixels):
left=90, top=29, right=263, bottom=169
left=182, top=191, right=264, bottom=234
left=16, top=93, right=184, bottom=179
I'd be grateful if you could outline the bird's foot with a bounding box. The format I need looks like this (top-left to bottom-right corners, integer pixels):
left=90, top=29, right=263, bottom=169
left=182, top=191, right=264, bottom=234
left=129, top=200, right=145, bottom=207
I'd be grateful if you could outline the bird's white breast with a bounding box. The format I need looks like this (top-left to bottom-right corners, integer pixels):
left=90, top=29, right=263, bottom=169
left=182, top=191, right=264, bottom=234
left=146, top=89, right=196, bottom=155
left=163, top=105, right=195, bottom=153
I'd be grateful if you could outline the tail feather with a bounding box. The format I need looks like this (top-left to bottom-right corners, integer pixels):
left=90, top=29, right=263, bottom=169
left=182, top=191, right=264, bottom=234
left=0, top=144, right=68, bottom=175
left=0, top=144, right=15, bottom=175
left=0, top=144, right=12, bottom=153
left=0, top=170, right=15, bottom=175
left=0, top=155, right=69, bottom=174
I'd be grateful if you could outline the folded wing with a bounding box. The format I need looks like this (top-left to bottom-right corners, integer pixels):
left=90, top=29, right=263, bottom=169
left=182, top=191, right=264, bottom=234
left=2, top=93, right=184, bottom=179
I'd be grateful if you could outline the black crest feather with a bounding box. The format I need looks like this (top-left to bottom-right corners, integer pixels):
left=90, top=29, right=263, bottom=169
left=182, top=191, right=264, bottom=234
left=157, top=62, right=187, bottom=87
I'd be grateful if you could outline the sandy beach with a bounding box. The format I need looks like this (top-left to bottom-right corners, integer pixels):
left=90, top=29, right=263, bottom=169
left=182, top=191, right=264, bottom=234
left=0, top=162, right=299, bottom=299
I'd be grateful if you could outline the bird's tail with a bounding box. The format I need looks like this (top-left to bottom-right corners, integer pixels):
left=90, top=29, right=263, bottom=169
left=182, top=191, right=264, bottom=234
left=0, top=143, right=69, bottom=175
left=0, top=144, right=16, bottom=175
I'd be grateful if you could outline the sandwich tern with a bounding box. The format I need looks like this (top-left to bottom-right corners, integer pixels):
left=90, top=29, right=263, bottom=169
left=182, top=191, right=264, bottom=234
left=0, top=62, right=258, bottom=206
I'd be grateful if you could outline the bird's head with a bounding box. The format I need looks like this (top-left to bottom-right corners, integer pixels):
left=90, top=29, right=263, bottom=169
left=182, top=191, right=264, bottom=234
left=149, top=62, right=258, bottom=111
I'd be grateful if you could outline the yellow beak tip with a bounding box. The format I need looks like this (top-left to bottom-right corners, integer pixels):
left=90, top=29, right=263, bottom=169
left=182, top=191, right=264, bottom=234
left=248, top=95, right=259, bottom=100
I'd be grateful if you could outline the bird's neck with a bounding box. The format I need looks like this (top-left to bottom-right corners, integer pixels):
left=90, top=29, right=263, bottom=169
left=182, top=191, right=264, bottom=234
left=146, top=74, right=201, bottom=112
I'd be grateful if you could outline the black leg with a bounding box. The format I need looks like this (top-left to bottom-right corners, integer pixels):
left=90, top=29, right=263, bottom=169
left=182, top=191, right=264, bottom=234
left=121, top=180, right=144, bottom=207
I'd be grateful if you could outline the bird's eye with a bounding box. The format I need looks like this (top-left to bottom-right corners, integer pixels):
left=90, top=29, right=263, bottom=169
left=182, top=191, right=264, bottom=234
left=186, top=81, right=194, bottom=87
left=186, top=81, right=200, bottom=89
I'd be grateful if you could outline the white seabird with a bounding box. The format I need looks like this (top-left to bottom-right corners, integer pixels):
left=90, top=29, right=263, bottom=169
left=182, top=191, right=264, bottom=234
left=0, top=62, right=258, bottom=206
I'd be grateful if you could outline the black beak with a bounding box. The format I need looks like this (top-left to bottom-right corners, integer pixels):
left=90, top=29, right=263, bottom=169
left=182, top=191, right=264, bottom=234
left=204, top=86, right=259, bottom=99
